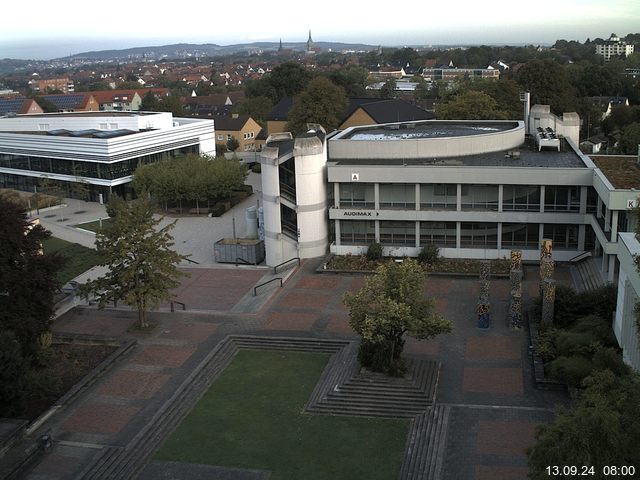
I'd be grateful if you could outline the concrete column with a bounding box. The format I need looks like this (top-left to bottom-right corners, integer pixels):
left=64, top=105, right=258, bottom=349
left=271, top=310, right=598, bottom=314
left=579, top=186, right=588, bottom=214
left=375, top=220, right=380, bottom=242
left=497, top=222, right=503, bottom=250
left=334, top=183, right=340, bottom=208
left=608, top=254, right=616, bottom=283
left=456, top=184, right=462, bottom=212
left=578, top=224, right=586, bottom=251
left=539, top=223, right=545, bottom=245
left=611, top=210, right=619, bottom=240
left=374, top=183, right=380, bottom=210
left=335, top=219, right=341, bottom=246
left=456, top=221, right=461, bottom=249
left=539, top=185, right=545, bottom=213
left=415, top=221, right=420, bottom=248
left=415, top=184, right=420, bottom=211
left=498, top=184, right=503, bottom=213
left=602, top=252, right=608, bottom=275
left=605, top=207, right=611, bottom=232
left=597, top=197, right=603, bottom=218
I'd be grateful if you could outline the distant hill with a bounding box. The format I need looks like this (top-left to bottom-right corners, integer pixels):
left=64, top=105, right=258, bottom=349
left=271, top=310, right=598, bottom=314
left=63, top=41, right=377, bottom=61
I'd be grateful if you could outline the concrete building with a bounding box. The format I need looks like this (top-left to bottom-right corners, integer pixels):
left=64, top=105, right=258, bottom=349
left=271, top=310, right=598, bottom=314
left=421, top=67, right=500, bottom=82
left=0, top=111, right=215, bottom=202
left=29, top=77, right=74, bottom=94
left=214, top=114, right=262, bottom=152
left=614, top=232, right=640, bottom=371
left=595, top=33, right=634, bottom=61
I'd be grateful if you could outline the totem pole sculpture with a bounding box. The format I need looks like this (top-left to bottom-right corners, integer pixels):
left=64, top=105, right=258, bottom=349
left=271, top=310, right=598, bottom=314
left=539, top=239, right=556, bottom=325
left=477, top=261, right=491, bottom=328
left=509, top=249, right=523, bottom=329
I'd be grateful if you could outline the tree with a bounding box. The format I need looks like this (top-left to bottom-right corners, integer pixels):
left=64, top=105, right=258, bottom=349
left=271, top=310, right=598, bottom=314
left=516, top=59, right=577, bottom=114
left=286, top=77, right=347, bottom=134
left=34, top=96, right=59, bottom=113
left=0, top=197, right=61, bottom=358
left=235, top=95, right=273, bottom=124
left=81, top=196, right=187, bottom=328
left=268, top=62, right=313, bottom=102
left=343, top=259, right=452, bottom=374
left=528, top=370, right=640, bottom=478
left=619, top=122, right=640, bottom=154
left=0, top=330, right=29, bottom=416
left=140, top=91, right=160, bottom=111
left=226, top=136, right=240, bottom=152
left=379, top=78, right=397, bottom=99
left=330, top=65, right=370, bottom=97
left=436, top=90, right=507, bottom=120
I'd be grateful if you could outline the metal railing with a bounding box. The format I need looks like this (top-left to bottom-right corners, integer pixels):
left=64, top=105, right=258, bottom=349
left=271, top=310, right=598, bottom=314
left=254, top=277, right=283, bottom=296
left=235, top=257, right=252, bottom=266
left=184, top=257, right=200, bottom=265
left=569, top=251, right=592, bottom=263
left=273, top=257, right=300, bottom=275
left=170, top=300, right=186, bottom=312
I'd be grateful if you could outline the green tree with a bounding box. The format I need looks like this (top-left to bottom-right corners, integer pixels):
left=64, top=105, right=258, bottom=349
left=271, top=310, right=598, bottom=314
left=286, top=77, right=347, bottom=134
left=34, top=96, right=59, bottom=113
left=226, top=136, right=240, bottom=152
left=268, top=62, right=313, bottom=102
left=0, top=330, right=29, bottom=416
left=343, top=259, right=452, bottom=374
left=235, top=95, right=273, bottom=124
left=436, top=90, right=507, bottom=120
left=81, top=196, right=187, bottom=328
left=379, top=78, right=397, bottom=99
left=140, top=91, right=160, bottom=111
left=330, top=65, right=370, bottom=97
left=516, top=59, right=577, bottom=114
left=528, top=370, right=640, bottom=479
left=0, top=197, right=62, bottom=358
left=619, top=122, right=640, bottom=154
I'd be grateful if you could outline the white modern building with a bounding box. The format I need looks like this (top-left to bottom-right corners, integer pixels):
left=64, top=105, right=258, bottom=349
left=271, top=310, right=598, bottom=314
left=0, top=111, right=215, bottom=201
left=595, top=33, right=635, bottom=61
left=615, top=232, right=640, bottom=371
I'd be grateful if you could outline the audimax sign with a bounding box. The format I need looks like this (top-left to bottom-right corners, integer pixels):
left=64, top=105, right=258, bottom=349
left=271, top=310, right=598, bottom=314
left=341, top=210, right=379, bottom=217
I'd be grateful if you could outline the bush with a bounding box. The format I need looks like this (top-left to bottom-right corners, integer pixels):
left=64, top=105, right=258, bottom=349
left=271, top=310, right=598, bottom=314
left=552, top=283, right=617, bottom=327
left=554, top=330, right=600, bottom=357
left=358, top=340, right=407, bottom=376
left=570, top=315, right=617, bottom=347
left=0, top=330, right=28, bottom=416
left=251, top=163, right=261, bottom=173
left=592, top=347, right=630, bottom=377
left=547, top=355, right=595, bottom=387
left=366, top=242, right=383, bottom=261
left=417, top=244, right=439, bottom=264
left=535, top=327, right=560, bottom=362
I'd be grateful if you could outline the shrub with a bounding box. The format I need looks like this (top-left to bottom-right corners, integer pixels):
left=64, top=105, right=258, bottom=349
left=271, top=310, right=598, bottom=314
left=358, top=339, right=407, bottom=376
left=570, top=315, right=617, bottom=347
left=592, top=347, right=630, bottom=377
left=417, top=244, right=439, bottom=264
left=251, top=163, right=261, bottom=173
left=547, top=355, right=594, bottom=387
left=535, top=327, right=560, bottom=362
left=554, top=330, right=600, bottom=357
left=366, top=241, right=383, bottom=261
left=552, top=283, right=617, bottom=327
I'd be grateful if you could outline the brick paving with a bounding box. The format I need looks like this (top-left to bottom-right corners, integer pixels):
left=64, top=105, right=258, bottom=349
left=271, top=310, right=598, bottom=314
left=21, top=260, right=575, bottom=479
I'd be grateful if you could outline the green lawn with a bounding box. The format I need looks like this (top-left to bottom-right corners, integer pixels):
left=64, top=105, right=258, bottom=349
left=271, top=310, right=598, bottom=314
left=156, top=350, right=410, bottom=480
left=75, top=218, right=112, bottom=233
left=42, top=237, right=103, bottom=283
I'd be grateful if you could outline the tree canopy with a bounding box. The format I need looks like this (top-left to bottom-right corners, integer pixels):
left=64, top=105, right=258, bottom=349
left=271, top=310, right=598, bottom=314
left=343, top=259, right=452, bottom=374
left=516, top=59, right=577, bottom=114
left=286, top=76, right=347, bottom=134
left=81, top=196, right=187, bottom=328
left=619, top=122, right=640, bottom=154
left=436, top=90, right=507, bottom=120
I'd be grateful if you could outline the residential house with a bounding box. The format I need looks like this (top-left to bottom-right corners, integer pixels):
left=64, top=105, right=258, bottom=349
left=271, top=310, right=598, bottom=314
left=90, top=90, right=143, bottom=111
left=215, top=114, right=262, bottom=152
left=40, top=94, right=99, bottom=112
left=339, top=98, right=434, bottom=130
left=0, top=98, right=44, bottom=116
left=265, top=97, right=294, bottom=136
left=182, top=92, right=245, bottom=117
left=29, top=77, right=74, bottom=93
left=589, top=96, right=630, bottom=120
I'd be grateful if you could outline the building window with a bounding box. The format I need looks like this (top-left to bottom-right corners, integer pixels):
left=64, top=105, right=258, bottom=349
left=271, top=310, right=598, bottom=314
left=340, top=220, right=375, bottom=245
left=339, top=183, right=374, bottom=209
left=502, top=186, right=540, bottom=211
left=420, top=184, right=456, bottom=210
left=460, top=223, right=498, bottom=248
left=379, top=221, right=415, bottom=246
left=544, top=186, right=580, bottom=212
left=38, top=124, right=50, bottom=131
left=420, top=221, right=456, bottom=247
left=544, top=224, right=578, bottom=249
left=379, top=183, right=415, bottom=209
left=281, top=204, right=298, bottom=240
left=501, top=223, right=539, bottom=248
left=227, top=134, right=232, bottom=141
left=461, top=185, right=498, bottom=210
left=586, top=187, right=598, bottom=214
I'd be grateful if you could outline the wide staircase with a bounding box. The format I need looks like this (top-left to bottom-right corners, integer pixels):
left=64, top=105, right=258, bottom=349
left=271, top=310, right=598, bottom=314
left=570, top=256, right=607, bottom=292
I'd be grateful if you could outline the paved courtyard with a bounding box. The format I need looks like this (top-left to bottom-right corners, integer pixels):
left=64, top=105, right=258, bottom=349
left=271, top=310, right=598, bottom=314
left=20, top=259, right=571, bottom=480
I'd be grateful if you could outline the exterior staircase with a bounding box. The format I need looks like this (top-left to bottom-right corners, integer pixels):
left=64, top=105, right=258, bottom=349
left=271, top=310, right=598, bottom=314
left=570, top=256, right=607, bottom=292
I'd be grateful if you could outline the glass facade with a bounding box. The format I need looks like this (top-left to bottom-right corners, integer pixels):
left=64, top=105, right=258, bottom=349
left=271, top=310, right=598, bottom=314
left=379, top=221, right=415, bottom=245
left=339, top=183, right=374, bottom=208
left=460, top=185, right=499, bottom=210
left=379, top=184, right=415, bottom=209
left=420, top=184, right=456, bottom=210
left=0, top=145, right=199, bottom=181
left=280, top=204, right=298, bottom=239
left=278, top=157, right=296, bottom=202
left=460, top=222, right=498, bottom=248
left=544, top=186, right=580, bottom=212
left=340, top=220, right=375, bottom=245
left=419, top=221, right=456, bottom=247
left=543, top=224, right=578, bottom=249
left=502, top=185, right=540, bottom=211
left=502, top=223, right=539, bottom=248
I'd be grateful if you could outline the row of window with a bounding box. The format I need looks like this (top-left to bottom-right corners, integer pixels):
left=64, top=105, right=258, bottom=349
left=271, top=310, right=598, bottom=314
left=339, top=220, right=581, bottom=249
left=338, top=183, right=594, bottom=213
left=0, top=145, right=199, bottom=181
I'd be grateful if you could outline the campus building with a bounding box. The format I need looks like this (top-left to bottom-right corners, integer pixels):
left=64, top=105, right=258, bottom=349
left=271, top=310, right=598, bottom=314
left=0, top=111, right=215, bottom=201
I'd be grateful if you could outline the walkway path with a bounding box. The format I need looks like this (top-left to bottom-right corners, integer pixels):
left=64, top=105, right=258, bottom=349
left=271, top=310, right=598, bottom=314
left=16, top=259, right=572, bottom=480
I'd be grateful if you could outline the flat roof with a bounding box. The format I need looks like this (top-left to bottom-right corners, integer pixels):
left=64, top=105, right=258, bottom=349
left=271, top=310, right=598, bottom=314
left=11, top=111, right=157, bottom=118
left=331, top=139, right=587, bottom=169
left=591, top=155, right=640, bottom=189
left=342, top=121, right=518, bottom=141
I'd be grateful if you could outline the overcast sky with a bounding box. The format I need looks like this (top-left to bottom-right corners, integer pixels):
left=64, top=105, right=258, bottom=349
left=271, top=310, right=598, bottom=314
left=2, top=0, right=638, bottom=59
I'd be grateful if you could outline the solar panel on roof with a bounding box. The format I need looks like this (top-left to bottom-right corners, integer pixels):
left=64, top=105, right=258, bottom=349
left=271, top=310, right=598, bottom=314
left=70, top=129, right=101, bottom=137
left=47, top=129, right=71, bottom=136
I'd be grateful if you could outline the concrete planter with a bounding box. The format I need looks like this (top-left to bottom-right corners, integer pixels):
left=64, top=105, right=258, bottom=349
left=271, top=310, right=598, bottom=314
left=214, top=238, right=265, bottom=265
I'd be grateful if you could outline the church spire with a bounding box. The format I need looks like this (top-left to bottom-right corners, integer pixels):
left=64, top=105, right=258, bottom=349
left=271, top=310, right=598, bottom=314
left=307, top=30, right=314, bottom=52
left=278, top=38, right=283, bottom=52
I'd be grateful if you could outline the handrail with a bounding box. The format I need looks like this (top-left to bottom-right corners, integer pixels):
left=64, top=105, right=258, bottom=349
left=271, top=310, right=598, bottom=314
left=273, top=257, right=300, bottom=274
left=235, top=257, right=252, bottom=266
left=569, top=251, right=592, bottom=263
left=170, top=300, right=186, bottom=312
left=184, top=257, right=200, bottom=264
left=254, top=277, right=283, bottom=296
